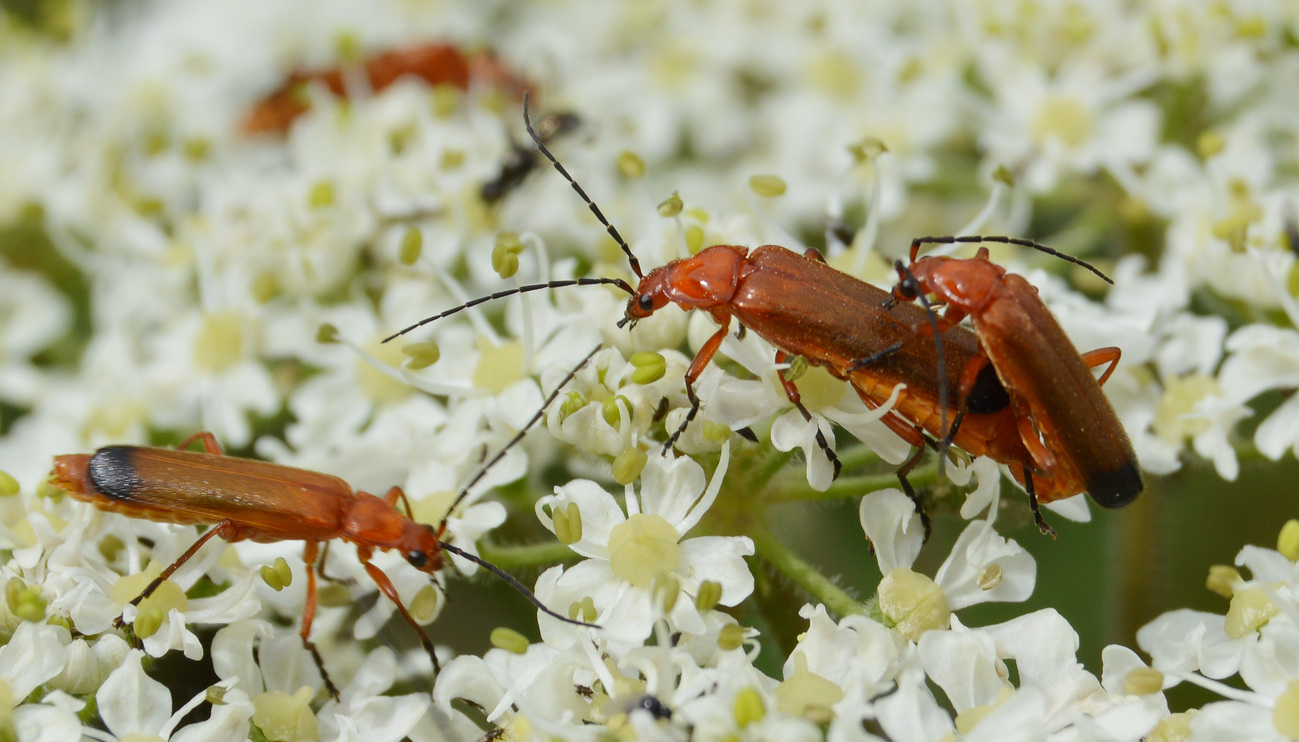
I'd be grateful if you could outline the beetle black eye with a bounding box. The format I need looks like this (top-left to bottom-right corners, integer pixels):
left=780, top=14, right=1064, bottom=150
left=407, top=550, right=428, bottom=569
left=638, top=294, right=654, bottom=312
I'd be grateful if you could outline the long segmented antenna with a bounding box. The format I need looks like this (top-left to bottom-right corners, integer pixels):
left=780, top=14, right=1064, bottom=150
left=524, top=93, right=644, bottom=279
left=435, top=344, right=605, bottom=629
left=911, top=235, right=1114, bottom=284
left=441, top=344, right=602, bottom=518
left=437, top=541, right=597, bottom=628
left=383, top=278, right=634, bottom=342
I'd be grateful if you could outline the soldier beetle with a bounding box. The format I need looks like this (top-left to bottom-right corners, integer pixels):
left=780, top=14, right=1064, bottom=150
left=888, top=238, right=1143, bottom=524
left=242, top=42, right=532, bottom=135
left=48, top=346, right=600, bottom=698
left=386, top=102, right=981, bottom=528
left=388, top=100, right=1139, bottom=535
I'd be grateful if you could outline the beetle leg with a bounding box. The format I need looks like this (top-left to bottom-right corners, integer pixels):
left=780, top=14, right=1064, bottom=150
left=1081, top=347, right=1122, bottom=386
left=893, top=443, right=932, bottom=541
left=848, top=391, right=936, bottom=543
left=1023, top=472, right=1057, bottom=539
left=114, top=519, right=236, bottom=629
left=299, top=541, right=341, bottom=700
left=1015, top=415, right=1059, bottom=473
left=947, top=354, right=996, bottom=446
left=773, top=351, right=841, bottom=480
left=801, top=247, right=828, bottom=263
left=360, top=549, right=441, bottom=675
left=314, top=541, right=356, bottom=587
left=175, top=431, right=224, bottom=455
left=383, top=485, right=414, bottom=517
left=843, top=341, right=904, bottom=375
left=664, top=322, right=729, bottom=454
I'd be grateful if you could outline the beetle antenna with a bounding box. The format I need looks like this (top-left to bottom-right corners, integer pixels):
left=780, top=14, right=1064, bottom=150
left=442, top=344, right=602, bottom=520
left=523, top=94, right=644, bottom=279
left=383, top=279, right=634, bottom=342
left=893, top=261, right=950, bottom=474
left=911, top=235, right=1113, bottom=284
left=437, top=540, right=599, bottom=628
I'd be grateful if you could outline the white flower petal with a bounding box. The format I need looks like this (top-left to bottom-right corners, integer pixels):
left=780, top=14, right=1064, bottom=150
left=934, top=519, right=1036, bottom=610
left=0, top=622, right=68, bottom=699
left=210, top=619, right=273, bottom=694
left=1136, top=609, right=1245, bottom=680
left=170, top=685, right=255, bottom=742
left=874, top=666, right=955, bottom=742
left=859, top=489, right=923, bottom=574
left=676, top=535, right=755, bottom=606
left=918, top=626, right=1004, bottom=712
left=97, top=650, right=172, bottom=737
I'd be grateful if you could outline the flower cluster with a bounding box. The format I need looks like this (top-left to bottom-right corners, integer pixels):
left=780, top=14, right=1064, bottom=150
left=0, top=0, right=1297, bottom=740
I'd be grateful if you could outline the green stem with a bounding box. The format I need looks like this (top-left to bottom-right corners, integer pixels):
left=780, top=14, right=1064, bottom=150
left=750, top=526, right=864, bottom=617
left=772, top=460, right=941, bottom=502
left=747, top=446, right=795, bottom=490
left=771, top=473, right=903, bottom=502
left=828, top=444, right=886, bottom=471
left=476, top=540, right=580, bottom=569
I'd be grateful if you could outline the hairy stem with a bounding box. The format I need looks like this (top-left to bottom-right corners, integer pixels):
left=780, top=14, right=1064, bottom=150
left=750, top=526, right=864, bottom=618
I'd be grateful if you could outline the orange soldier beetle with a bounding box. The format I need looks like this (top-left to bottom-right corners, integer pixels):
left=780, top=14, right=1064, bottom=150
left=48, top=346, right=600, bottom=698
left=888, top=239, right=1143, bottom=516
left=242, top=42, right=532, bottom=136
left=385, top=101, right=1004, bottom=530
left=387, top=99, right=1137, bottom=535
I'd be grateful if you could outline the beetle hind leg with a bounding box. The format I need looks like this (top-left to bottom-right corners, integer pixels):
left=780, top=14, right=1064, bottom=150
left=774, top=351, right=842, bottom=480
left=1023, top=472, right=1057, bottom=539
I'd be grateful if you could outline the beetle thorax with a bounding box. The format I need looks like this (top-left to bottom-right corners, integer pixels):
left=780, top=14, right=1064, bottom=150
left=922, top=257, right=1002, bottom=312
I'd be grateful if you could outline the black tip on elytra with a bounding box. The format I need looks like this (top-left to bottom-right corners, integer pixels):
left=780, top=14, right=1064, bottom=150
left=1086, top=464, right=1144, bottom=509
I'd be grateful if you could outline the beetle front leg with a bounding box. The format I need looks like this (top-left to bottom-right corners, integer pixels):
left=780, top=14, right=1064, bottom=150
left=360, top=552, right=441, bottom=676
left=663, top=322, right=729, bottom=454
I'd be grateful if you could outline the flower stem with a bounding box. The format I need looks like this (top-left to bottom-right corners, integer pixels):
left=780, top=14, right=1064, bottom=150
left=750, top=525, right=865, bottom=617
left=771, top=472, right=904, bottom=502
left=476, top=541, right=580, bottom=569
left=771, top=462, right=941, bottom=502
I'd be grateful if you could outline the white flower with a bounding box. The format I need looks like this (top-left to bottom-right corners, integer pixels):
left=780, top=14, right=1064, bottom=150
left=0, top=624, right=84, bottom=742
left=1134, top=532, right=1299, bottom=742
left=976, top=56, right=1160, bottom=193
left=209, top=620, right=428, bottom=742
left=90, top=649, right=257, bottom=742
left=534, top=444, right=753, bottom=651
left=434, top=643, right=610, bottom=741
left=860, top=479, right=1036, bottom=620
left=1219, top=324, right=1299, bottom=462
left=0, top=265, right=72, bottom=407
